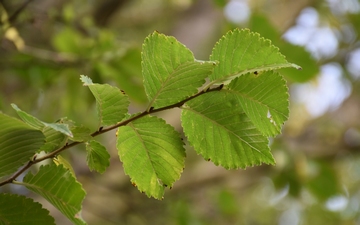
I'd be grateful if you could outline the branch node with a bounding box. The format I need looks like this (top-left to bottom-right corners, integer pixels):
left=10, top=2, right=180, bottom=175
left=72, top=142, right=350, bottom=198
left=31, top=154, right=37, bottom=162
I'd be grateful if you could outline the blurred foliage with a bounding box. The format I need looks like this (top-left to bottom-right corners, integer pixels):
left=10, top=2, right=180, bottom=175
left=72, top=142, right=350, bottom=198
left=248, top=13, right=319, bottom=82
left=1, top=0, right=360, bottom=224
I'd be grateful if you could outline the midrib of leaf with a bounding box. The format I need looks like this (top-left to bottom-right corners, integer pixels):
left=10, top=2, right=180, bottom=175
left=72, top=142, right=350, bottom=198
left=226, top=88, right=287, bottom=118
left=101, top=91, right=121, bottom=119
left=205, top=63, right=298, bottom=88
left=20, top=176, right=79, bottom=213
left=127, top=123, right=161, bottom=184
left=147, top=62, right=194, bottom=108
left=23, top=183, right=73, bottom=207
left=147, top=68, right=174, bottom=109
left=94, top=87, right=105, bottom=122
left=162, top=64, right=205, bottom=90
left=184, top=107, right=271, bottom=158
left=230, top=35, right=254, bottom=73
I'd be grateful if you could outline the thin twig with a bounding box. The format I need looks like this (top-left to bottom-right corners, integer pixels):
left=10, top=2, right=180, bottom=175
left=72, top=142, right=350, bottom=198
left=0, top=85, right=223, bottom=187
left=8, top=0, right=35, bottom=24
left=21, top=46, right=78, bottom=63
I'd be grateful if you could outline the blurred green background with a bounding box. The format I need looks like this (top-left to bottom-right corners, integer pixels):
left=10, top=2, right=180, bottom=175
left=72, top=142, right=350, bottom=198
left=1, top=0, right=360, bottom=224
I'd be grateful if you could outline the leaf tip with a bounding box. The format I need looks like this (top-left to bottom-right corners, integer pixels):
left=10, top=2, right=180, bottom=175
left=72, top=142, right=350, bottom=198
left=80, top=75, right=93, bottom=86
left=292, top=63, right=302, bottom=70
left=10, top=103, right=19, bottom=111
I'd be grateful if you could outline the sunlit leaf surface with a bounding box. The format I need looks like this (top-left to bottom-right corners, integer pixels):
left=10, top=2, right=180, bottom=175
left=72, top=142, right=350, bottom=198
left=116, top=115, right=185, bottom=199
left=210, top=28, right=300, bottom=84
left=181, top=91, right=275, bottom=169
left=81, top=75, right=129, bottom=126
left=142, top=32, right=216, bottom=108
left=227, top=71, right=289, bottom=137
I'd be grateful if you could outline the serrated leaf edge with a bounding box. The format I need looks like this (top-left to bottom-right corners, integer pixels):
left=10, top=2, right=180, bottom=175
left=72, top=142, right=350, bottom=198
left=207, top=28, right=300, bottom=86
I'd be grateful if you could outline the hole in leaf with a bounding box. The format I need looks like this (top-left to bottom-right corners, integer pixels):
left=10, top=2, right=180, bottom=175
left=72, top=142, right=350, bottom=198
left=267, top=110, right=276, bottom=126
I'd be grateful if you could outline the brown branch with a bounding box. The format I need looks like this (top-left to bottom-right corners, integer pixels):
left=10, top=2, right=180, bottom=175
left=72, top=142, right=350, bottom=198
left=20, top=46, right=78, bottom=63
left=8, top=0, right=35, bottom=24
left=0, top=85, right=223, bottom=187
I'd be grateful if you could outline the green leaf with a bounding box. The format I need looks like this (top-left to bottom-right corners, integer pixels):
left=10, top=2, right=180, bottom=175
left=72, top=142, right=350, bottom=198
left=69, top=125, right=92, bottom=142
left=11, top=104, right=72, bottom=153
left=81, top=75, right=130, bottom=126
left=85, top=140, right=110, bottom=174
left=22, top=164, right=86, bottom=225
left=39, top=126, right=67, bottom=152
left=181, top=91, right=275, bottom=169
left=248, top=13, right=317, bottom=83
left=94, top=47, right=147, bottom=103
left=227, top=71, right=289, bottom=137
left=56, top=118, right=92, bottom=142
left=0, top=193, right=55, bottom=225
left=53, top=155, right=76, bottom=177
left=142, top=32, right=216, bottom=109
left=11, top=104, right=44, bottom=129
left=11, top=104, right=73, bottom=137
left=116, top=115, right=186, bottom=199
left=0, top=113, right=45, bottom=179
left=209, top=28, right=300, bottom=85
left=80, top=74, right=93, bottom=85
left=43, top=123, right=73, bottom=137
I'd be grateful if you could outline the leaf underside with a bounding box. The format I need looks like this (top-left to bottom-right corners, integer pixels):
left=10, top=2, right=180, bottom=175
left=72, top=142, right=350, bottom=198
left=116, top=115, right=185, bottom=199
left=22, top=164, right=87, bottom=225
left=53, top=155, right=76, bottom=177
left=0, top=113, right=45, bottom=179
left=12, top=103, right=73, bottom=137
left=69, top=125, right=92, bottom=142
left=86, top=140, right=110, bottom=174
left=81, top=75, right=130, bottom=126
left=11, top=104, right=73, bottom=153
left=0, top=193, right=55, bottom=225
left=39, top=126, right=67, bottom=152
